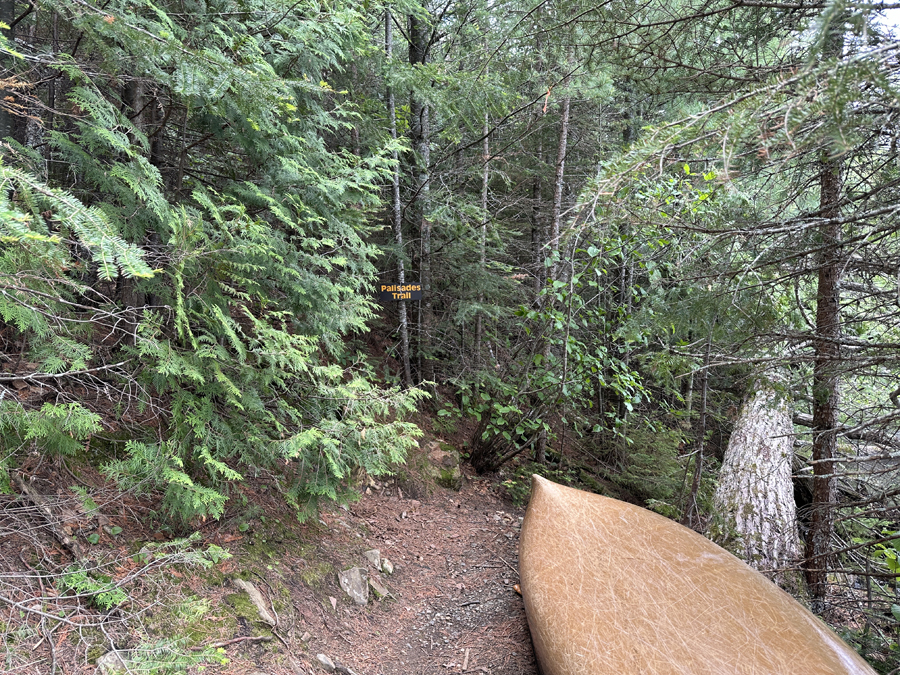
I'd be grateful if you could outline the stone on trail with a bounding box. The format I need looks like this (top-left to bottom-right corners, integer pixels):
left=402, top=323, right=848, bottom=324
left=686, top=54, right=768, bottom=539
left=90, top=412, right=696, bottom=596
left=363, top=549, right=381, bottom=569
left=338, top=567, right=368, bottom=605
left=369, top=575, right=390, bottom=598
left=380, top=557, right=394, bottom=575
left=96, top=650, right=129, bottom=675
left=316, top=653, right=336, bottom=672
left=425, top=441, right=463, bottom=490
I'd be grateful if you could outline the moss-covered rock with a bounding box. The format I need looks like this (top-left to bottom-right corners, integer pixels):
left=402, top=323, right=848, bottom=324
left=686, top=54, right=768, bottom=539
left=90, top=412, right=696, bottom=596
left=425, top=441, right=462, bottom=490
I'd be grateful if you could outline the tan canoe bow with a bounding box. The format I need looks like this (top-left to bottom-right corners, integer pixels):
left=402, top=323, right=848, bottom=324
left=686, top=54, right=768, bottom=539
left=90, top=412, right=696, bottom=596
left=518, top=475, right=875, bottom=675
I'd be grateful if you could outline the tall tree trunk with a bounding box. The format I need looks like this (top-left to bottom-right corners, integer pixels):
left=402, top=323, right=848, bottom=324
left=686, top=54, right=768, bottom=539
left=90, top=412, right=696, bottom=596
left=802, top=15, right=845, bottom=614
left=530, top=107, right=545, bottom=303
left=386, top=8, right=412, bottom=388
left=475, top=110, right=489, bottom=361
left=0, top=0, right=16, bottom=140
left=713, top=377, right=802, bottom=592
left=683, top=328, right=711, bottom=529
left=409, top=13, right=432, bottom=385
left=547, top=87, right=571, bottom=285
left=534, top=72, right=571, bottom=465
left=804, top=152, right=843, bottom=609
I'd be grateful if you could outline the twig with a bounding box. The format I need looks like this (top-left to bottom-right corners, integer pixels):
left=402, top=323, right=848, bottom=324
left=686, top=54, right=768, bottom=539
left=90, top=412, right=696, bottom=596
left=496, top=555, right=517, bottom=575
left=190, top=635, right=273, bottom=651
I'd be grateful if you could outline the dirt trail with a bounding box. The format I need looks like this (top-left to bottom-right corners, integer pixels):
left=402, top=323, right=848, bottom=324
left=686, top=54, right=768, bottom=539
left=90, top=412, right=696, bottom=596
left=0, top=454, right=540, bottom=674
left=221, top=468, right=540, bottom=675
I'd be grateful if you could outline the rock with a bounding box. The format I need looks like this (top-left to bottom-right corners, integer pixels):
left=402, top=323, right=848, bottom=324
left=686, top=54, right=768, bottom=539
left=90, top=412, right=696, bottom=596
left=381, top=557, right=394, bottom=575
left=96, top=650, right=129, bottom=674
left=363, top=549, right=381, bottom=569
left=338, top=567, right=368, bottom=605
left=369, top=576, right=390, bottom=598
left=425, top=443, right=463, bottom=490
left=316, top=653, right=336, bottom=672
left=301, top=631, right=312, bottom=642
left=233, top=578, right=277, bottom=626
left=334, top=661, right=360, bottom=675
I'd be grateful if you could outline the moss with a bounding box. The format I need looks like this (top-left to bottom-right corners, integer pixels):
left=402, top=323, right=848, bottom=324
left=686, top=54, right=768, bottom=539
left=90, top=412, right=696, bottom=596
left=86, top=644, right=106, bottom=663
left=298, top=561, right=334, bottom=588
left=437, top=467, right=460, bottom=489
left=73, top=627, right=105, bottom=662
left=225, top=591, right=260, bottom=621
left=145, top=596, right=217, bottom=647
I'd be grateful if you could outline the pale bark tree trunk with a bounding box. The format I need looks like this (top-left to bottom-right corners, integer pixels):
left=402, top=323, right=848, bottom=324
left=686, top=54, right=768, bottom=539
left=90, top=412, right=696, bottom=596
left=683, top=329, right=711, bottom=529
left=547, top=86, right=570, bottom=286
left=713, top=377, right=802, bottom=591
left=530, top=106, right=545, bottom=303
left=534, top=70, right=571, bottom=465
left=386, top=8, right=412, bottom=389
left=475, top=110, right=489, bottom=360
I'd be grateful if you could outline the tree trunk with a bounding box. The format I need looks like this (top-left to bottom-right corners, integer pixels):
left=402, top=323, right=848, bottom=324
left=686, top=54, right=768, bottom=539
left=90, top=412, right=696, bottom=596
left=386, top=8, right=412, bottom=389
left=804, top=153, right=843, bottom=609
left=0, top=0, right=16, bottom=140
left=408, top=13, right=432, bottom=385
left=713, top=377, right=802, bottom=592
left=547, top=85, right=571, bottom=285
left=530, top=106, right=545, bottom=303
left=534, top=76, right=571, bottom=465
left=475, top=110, right=489, bottom=360
left=683, top=329, right=711, bottom=529
left=801, top=16, right=845, bottom=614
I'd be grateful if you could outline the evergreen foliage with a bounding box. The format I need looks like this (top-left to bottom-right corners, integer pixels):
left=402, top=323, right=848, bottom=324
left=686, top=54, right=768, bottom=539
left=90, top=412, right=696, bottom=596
left=0, top=0, right=423, bottom=522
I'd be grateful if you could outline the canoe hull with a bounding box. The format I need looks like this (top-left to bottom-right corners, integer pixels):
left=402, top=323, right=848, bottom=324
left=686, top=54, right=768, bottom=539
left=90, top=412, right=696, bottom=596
left=519, top=475, right=875, bottom=675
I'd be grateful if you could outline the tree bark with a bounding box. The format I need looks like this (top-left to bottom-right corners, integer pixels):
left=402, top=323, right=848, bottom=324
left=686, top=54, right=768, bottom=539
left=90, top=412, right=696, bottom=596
left=530, top=105, right=545, bottom=303
left=475, top=109, right=489, bottom=360
left=801, top=15, right=845, bottom=613
left=0, top=0, right=16, bottom=140
left=547, top=85, right=571, bottom=286
left=804, top=153, right=843, bottom=609
left=386, top=8, right=412, bottom=389
left=409, top=13, right=432, bottom=384
left=713, top=377, right=802, bottom=592
left=534, top=73, right=571, bottom=465
left=683, top=330, right=711, bottom=529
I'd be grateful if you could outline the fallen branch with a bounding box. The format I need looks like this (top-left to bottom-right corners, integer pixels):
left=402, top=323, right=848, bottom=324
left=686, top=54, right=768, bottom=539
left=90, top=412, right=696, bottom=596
left=13, top=475, right=84, bottom=561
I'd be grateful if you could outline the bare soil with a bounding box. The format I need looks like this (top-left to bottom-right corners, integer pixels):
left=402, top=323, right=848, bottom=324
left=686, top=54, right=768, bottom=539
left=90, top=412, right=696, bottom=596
left=0, top=448, right=540, bottom=675
left=279, top=471, right=539, bottom=675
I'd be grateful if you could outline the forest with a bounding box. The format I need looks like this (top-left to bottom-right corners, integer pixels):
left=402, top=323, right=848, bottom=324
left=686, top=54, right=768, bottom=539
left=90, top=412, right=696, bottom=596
left=1, top=0, right=900, bottom=670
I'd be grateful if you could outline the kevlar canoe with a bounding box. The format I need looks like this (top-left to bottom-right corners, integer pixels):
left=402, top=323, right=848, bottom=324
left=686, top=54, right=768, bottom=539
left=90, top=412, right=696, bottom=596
left=518, top=475, right=875, bottom=675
